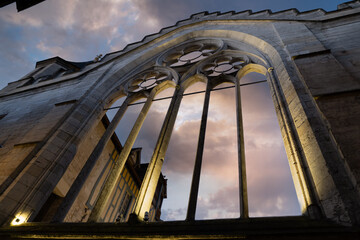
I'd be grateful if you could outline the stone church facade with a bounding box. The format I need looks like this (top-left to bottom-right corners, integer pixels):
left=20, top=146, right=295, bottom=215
left=0, top=1, right=359, bottom=239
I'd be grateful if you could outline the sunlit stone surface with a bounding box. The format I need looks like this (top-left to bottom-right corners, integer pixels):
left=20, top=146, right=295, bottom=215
left=0, top=1, right=360, bottom=239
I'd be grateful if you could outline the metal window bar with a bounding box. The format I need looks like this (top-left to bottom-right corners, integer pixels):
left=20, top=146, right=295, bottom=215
left=102, top=79, right=266, bottom=221
left=105, top=80, right=267, bottom=110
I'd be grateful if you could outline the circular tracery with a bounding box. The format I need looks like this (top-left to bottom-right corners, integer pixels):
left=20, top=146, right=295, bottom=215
left=128, top=70, right=172, bottom=93
left=214, top=63, right=233, bottom=73
left=179, top=51, right=202, bottom=62
left=139, top=78, right=157, bottom=88
left=160, top=39, right=223, bottom=67
left=200, top=55, right=249, bottom=77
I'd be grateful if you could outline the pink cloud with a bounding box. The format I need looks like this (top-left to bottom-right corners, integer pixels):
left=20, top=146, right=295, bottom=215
left=107, top=73, right=300, bottom=221
left=160, top=78, right=300, bottom=219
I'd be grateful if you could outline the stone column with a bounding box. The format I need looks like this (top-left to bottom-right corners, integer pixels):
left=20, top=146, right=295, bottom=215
left=131, top=87, right=184, bottom=220
left=235, top=79, right=249, bottom=218
left=88, top=92, right=156, bottom=222
left=266, top=69, right=322, bottom=219
left=186, top=81, right=211, bottom=221
left=51, top=97, right=130, bottom=222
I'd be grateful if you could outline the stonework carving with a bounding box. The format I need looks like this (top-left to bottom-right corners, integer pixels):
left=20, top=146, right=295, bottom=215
left=0, top=1, right=360, bottom=239
left=159, top=39, right=223, bottom=67
left=127, top=68, right=174, bottom=93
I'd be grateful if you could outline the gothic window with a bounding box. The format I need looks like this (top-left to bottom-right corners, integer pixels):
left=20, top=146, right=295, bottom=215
left=97, top=38, right=300, bottom=222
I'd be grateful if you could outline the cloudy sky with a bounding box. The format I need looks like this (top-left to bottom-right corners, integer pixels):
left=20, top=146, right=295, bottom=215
left=0, top=0, right=348, bottom=221
left=0, top=0, right=348, bottom=89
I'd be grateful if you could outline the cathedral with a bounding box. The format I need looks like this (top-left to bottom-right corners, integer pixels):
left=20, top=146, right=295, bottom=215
left=0, top=0, right=359, bottom=239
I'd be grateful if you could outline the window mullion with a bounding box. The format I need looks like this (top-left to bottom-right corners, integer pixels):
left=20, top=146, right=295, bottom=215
left=131, top=87, right=184, bottom=220
left=235, top=79, right=249, bottom=218
left=88, top=95, right=154, bottom=222
left=186, top=81, right=211, bottom=221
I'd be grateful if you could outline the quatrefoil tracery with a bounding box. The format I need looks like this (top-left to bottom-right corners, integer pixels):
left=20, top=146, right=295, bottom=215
left=161, top=39, right=223, bottom=67
left=200, top=55, right=250, bottom=77
left=128, top=70, right=172, bottom=93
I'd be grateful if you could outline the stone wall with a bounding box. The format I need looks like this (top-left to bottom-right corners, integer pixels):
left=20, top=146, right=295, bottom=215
left=0, top=0, right=359, bottom=227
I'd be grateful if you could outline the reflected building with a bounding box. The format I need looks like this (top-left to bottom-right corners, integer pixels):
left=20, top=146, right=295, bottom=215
left=0, top=1, right=360, bottom=239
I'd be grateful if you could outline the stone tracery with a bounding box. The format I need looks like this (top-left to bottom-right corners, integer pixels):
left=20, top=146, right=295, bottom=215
left=159, top=39, right=224, bottom=67
left=0, top=4, right=359, bottom=238
left=127, top=70, right=172, bottom=93
left=107, top=39, right=269, bottom=221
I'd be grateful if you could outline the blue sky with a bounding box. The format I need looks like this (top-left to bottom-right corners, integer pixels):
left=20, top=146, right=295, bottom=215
left=0, top=0, right=348, bottom=90
left=0, top=0, right=350, bottom=221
